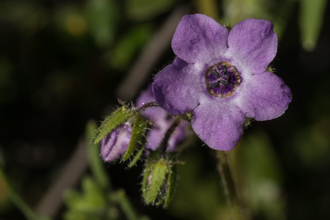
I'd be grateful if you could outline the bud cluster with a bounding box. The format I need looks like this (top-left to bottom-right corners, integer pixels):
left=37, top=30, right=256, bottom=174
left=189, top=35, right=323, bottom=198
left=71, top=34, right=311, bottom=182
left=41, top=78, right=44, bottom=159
left=94, top=87, right=188, bottom=207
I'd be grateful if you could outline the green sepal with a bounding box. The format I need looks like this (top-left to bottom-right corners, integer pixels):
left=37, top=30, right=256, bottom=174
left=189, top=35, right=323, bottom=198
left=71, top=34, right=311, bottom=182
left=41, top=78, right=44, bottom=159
left=244, top=117, right=253, bottom=128
left=94, top=107, right=133, bottom=145
left=141, top=156, right=181, bottom=207
left=142, top=158, right=168, bottom=205
left=184, top=111, right=193, bottom=122
left=164, top=165, right=176, bottom=208
left=128, top=147, right=144, bottom=168
left=123, top=114, right=148, bottom=161
left=142, top=160, right=152, bottom=200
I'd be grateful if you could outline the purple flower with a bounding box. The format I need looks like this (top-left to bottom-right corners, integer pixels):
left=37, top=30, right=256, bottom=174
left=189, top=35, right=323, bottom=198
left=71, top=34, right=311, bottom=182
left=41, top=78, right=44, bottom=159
left=101, top=86, right=187, bottom=162
left=152, top=14, right=292, bottom=151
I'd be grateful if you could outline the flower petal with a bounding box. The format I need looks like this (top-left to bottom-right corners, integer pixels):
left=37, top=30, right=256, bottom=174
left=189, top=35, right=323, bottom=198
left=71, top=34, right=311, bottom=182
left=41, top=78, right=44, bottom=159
left=236, top=71, right=292, bottom=121
left=136, top=85, right=155, bottom=107
left=228, top=19, right=277, bottom=73
left=136, top=85, right=164, bottom=120
left=172, top=14, right=229, bottom=64
left=192, top=103, right=245, bottom=151
left=152, top=58, right=201, bottom=115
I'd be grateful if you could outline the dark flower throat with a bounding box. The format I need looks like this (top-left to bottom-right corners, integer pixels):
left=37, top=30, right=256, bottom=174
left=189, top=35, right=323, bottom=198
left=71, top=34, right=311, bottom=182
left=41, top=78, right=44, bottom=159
left=205, top=62, right=241, bottom=98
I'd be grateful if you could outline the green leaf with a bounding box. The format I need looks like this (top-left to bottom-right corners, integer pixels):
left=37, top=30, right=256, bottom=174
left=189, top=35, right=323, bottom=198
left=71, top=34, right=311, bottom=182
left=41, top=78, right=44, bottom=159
left=94, top=107, right=133, bottom=145
left=123, top=114, right=148, bottom=161
left=142, top=158, right=168, bottom=204
left=299, top=0, right=327, bottom=50
left=85, top=120, right=110, bottom=189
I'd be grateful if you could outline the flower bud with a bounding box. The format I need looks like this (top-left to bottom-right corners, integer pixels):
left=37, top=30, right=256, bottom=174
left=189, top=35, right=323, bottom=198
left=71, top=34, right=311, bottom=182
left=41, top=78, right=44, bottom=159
left=142, top=156, right=177, bottom=207
left=101, top=122, right=132, bottom=162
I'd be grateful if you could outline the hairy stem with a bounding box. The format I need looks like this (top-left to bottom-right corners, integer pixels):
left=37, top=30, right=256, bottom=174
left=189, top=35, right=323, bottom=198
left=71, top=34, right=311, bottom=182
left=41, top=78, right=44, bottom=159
left=160, top=117, right=181, bottom=156
left=216, top=151, right=243, bottom=220
left=137, top=102, right=160, bottom=112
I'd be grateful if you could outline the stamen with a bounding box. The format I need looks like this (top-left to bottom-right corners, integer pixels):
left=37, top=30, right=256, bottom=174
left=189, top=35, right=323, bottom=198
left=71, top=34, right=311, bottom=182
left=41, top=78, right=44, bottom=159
left=209, top=81, right=220, bottom=88
left=205, top=62, right=240, bottom=98
left=221, top=65, right=227, bottom=74
left=219, top=72, right=230, bottom=85
left=210, top=70, right=220, bottom=78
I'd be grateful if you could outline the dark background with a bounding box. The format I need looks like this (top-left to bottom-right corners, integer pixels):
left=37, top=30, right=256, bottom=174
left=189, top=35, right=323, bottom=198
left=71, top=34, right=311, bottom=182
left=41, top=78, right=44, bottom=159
left=1, top=0, right=330, bottom=219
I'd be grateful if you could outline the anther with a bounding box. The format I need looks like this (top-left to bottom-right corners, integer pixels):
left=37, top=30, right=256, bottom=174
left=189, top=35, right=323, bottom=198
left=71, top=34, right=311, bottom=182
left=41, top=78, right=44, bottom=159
left=219, top=73, right=230, bottom=85
left=210, top=70, right=220, bottom=78
left=209, top=81, right=220, bottom=88
left=205, top=62, right=240, bottom=98
left=221, top=65, right=227, bottom=74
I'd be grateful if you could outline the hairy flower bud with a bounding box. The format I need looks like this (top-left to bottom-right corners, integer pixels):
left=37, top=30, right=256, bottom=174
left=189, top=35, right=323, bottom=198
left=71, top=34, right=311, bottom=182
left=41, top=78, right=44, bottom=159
left=142, top=156, right=177, bottom=207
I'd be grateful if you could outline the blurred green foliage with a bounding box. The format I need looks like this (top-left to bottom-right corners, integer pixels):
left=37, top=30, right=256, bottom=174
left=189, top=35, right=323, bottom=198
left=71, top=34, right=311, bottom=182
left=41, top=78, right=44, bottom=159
left=169, top=152, right=229, bottom=220
left=236, top=131, right=285, bottom=220
left=299, top=0, right=327, bottom=50
left=64, top=176, right=109, bottom=220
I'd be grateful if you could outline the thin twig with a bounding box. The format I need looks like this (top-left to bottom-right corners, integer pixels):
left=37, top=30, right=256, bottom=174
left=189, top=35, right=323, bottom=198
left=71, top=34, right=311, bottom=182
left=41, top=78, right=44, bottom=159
left=160, top=117, right=181, bottom=157
left=34, top=138, right=88, bottom=218
left=137, top=101, right=159, bottom=112
left=117, top=5, right=189, bottom=100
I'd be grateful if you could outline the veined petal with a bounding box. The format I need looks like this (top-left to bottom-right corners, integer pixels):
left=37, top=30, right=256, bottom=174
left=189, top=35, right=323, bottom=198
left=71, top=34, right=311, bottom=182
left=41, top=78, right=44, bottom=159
left=236, top=71, right=292, bottom=121
left=191, top=103, right=245, bottom=151
left=172, top=14, right=229, bottom=64
left=152, top=58, right=201, bottom=115
left=228, top=19, right=277, bottom=74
